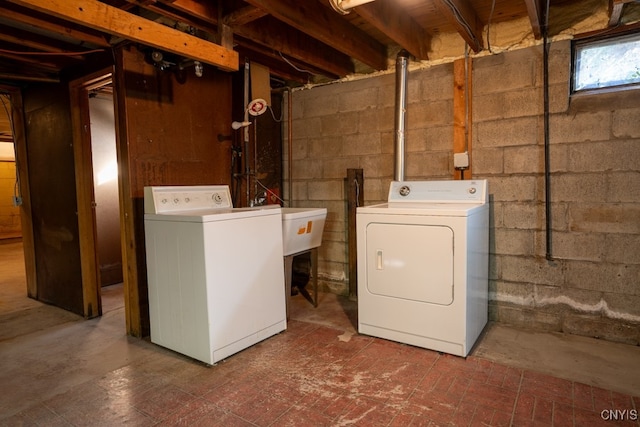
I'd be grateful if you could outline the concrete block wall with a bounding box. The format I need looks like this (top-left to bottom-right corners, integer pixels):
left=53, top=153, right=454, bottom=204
left=285, top=40, right=640, bottom=344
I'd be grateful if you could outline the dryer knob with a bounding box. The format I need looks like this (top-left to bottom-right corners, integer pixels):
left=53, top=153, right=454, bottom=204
left=399, top=185, right=411, bottom=197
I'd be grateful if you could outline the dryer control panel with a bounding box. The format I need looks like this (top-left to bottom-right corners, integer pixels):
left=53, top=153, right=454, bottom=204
left=388, top=180, right=487, bottom=204
left=144, top=185, right=232, bottom=214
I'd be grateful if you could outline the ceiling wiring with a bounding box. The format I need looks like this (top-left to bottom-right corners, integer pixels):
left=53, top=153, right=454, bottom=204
left=440, top=0, right=482, bottom=50
left=277, top=51, right=314, bottom=74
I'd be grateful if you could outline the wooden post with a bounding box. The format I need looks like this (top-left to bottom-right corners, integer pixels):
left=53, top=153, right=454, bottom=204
left=453, top=56, right=473, bottom=180
left=346, top=168, right=363, bottom=300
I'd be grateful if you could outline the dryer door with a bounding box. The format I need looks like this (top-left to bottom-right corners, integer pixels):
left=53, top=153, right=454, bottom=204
left=365, top=222, right=454, bottom=305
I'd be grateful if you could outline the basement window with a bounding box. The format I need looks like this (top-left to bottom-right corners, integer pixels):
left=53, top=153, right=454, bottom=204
left=572, top=32, right=640, bottom=95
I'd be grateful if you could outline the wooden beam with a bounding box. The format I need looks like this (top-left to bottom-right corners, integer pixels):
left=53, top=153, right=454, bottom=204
left=434, top=0, right=483, bottom=53
left=0, top=5, right=111, bottom=48
left=9, top=0, right=239, bottom=71
left=524, top=0, right=544, bottom=39
left=244, top=0, right=387, bottom=71
left=223, top=5, right=269, bottom=27
left=234, top=44, right=311, bottom=84
left=453, top=57, right=472, bottom=180
left=0, top=28, right=87, bottom=61
left=0, top=50, right=61, bottom=72
left=1, top=87, right=39, bottom=299
left=234, top=16, right=355, bottom=78
left=608, top=0, right=630, bottom=27
left=157, top=0, right=217, bottom=21
left=69, top=71, right=111, bottom=319
left=124, top=0, right=217, bottom=31
left=354, top=0, right=430, bottom=60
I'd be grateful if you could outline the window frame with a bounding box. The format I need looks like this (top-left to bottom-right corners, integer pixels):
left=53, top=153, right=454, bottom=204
left=571, top=31, right=640, bottom=96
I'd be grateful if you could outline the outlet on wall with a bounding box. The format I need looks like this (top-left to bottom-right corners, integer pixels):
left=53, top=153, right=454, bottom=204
left=454, top=151, right=469, bottom=169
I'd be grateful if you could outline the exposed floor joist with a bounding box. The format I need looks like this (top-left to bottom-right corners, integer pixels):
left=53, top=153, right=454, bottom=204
left=524, top=0, right=545, bottom=39
left=354, top=0, right=431, bottom=60
left=434, top=0, right=483, bottom=52
left=244, top=0, right=388, bottom=71
left=8, top=0, right=239, bottom=71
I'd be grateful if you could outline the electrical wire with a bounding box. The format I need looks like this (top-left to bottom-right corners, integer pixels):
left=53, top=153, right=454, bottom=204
left=277, top=51, right=313, bottom=74
left=255, top=178, right=285, bottom=205
left=441, top=0, right=482, bottom=49
left=267, top=104, right=283, bottom=123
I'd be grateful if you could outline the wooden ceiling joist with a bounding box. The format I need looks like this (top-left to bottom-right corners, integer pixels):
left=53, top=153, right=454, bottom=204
left=223, top=5, right=269, bottom=27
left=524, top=0, right=545, bottom=39
left=434, top=0, right=483, bottom=53
left=354, top=0, right=431, bottom=60
left=8, top=0, right=239, bottom=71
left=233, top=16, right=356, bottom=78
left=155, top=0, right=216, bottom=21
left=0, top=5, right=111, bottom=48
left=609, top=0, right=632, bottom=27
left=244, top=0, right=388, bottom=71
left=0, top=28, right=87, bottom=62
left=234, top=44, right=316, bottom=84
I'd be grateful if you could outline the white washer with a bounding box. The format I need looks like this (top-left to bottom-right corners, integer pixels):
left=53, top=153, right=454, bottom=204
left=144, top=185, right=286, bottom=365
left=357, top=180, right=489, bottom=357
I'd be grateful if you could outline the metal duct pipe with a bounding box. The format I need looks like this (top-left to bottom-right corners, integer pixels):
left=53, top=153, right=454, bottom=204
left=394, top=50, right=410, bottom=182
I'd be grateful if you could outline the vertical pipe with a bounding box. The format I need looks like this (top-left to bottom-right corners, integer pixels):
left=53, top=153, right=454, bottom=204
left=244, top=60, right=250, bottom=206
left=394, top=50, right=409, bottom=182
left=287, top=89, right=293, bottom=207
left=253, top=116, right=258, bottom=205
left=543, top=0, right=553, bottom=260
left=347, top=168, right=363, bottom=300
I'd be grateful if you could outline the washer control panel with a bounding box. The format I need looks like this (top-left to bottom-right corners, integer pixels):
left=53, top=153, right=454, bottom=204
left=144, top=185, right=232, bottom=214
left=388, top=180, right=487, bottom=203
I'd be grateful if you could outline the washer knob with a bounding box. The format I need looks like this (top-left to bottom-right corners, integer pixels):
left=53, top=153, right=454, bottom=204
left=399, top=185, right=411, bottom=197
left=468, top=187, right=477, bottom=194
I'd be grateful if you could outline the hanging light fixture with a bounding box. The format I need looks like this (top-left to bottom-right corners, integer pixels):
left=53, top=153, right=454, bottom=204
left=230, top=98, right=269, bottom=130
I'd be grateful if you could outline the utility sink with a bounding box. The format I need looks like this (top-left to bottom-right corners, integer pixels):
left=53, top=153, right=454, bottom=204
left=281, top=208, right=327, bottom=256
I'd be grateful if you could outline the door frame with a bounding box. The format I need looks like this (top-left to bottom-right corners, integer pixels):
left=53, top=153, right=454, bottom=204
left=0, top=85, right=37, bottom=299
left=69, top=69, right=114, bottom=318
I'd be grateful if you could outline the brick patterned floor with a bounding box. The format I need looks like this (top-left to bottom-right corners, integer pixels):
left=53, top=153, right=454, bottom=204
left=3, top=319, right=639, bottom=426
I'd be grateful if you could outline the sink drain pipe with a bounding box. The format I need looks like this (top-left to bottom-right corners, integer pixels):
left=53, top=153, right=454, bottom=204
left=394, top=50, right=410, bottom=182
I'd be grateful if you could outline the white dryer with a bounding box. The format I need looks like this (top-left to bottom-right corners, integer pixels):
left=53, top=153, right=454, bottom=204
left=144, top=185, right=286, bottom=365
left=356, top=180, right=489, bottom=357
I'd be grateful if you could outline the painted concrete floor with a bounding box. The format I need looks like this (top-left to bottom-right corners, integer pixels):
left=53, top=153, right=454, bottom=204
left=1, top=241, right=639, bottom=426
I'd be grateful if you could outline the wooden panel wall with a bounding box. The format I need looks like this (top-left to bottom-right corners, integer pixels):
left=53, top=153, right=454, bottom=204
left=22, top=83, right=84, bottom=314
left=115, top=44, right=234, bottom=336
